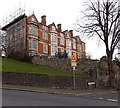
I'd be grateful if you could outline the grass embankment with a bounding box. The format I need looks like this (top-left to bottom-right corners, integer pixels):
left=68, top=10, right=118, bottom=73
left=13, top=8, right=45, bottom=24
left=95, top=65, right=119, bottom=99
left=2, top=58, right=89, bottom=76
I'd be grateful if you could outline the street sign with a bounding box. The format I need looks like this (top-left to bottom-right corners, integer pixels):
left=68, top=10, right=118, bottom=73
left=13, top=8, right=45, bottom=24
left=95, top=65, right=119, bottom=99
left=70, top=55, right=77, bottom=90
left=70, top=55, right=77, bottom=67
left=71, top=62, right=77, bottom=67
left=73, top=67, right=76, bottom=70
left=70, top=55, right=77, bottom=62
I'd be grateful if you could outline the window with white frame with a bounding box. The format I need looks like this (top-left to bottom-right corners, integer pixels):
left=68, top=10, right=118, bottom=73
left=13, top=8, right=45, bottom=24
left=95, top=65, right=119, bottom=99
left=69, top=40, right=71, bottom=48
left=66, top=39, right=69, bottom=47
left=29, top=26, right=38, bottom=36
left=43, top=43, right=48, bottom=53
left=66, top=39, right=71, bottom=48
left=52, top=26, right=55, bottom=31
left=66, top=50, right=71, bottom=57
left=79, top=44, right=82, bottom=51
left=42, top=32, right=48, bottom=40
left=67, top=33, right=69, bottom=37
left=51, top=33, right=57, bottom=42
left=29, top=39, right=37, bottom=50
left=42, top=26, right=48, bottom=31
left=31, top=17, right=35, bottom=22
left=61, top=47, right=64, bottom=52
left=78, top=52, right=81, bottom=59
left=51, top=45, right=58, bottom=55
left=73, top=39, right=76, bottom=49
left=60, top=37, right=64, bottom=45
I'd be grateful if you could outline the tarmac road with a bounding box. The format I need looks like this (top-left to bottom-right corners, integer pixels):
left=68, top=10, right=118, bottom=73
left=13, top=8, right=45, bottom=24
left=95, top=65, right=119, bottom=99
left=2, top=89, right=118, bottom=106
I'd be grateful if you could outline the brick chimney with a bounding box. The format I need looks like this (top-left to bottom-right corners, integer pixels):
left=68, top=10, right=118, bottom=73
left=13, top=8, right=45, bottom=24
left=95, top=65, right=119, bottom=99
left=41, top=15, right=46, bottom=25
left=57, top=24, right=62, bottom=32
left=69, top=30, right=73, bottom=37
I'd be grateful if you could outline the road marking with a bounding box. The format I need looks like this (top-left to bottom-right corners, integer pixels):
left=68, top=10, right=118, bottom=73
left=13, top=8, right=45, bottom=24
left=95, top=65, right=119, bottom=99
left=107, top=99, right=118, bottom=102
left=98, top=97, right=103, bottom=100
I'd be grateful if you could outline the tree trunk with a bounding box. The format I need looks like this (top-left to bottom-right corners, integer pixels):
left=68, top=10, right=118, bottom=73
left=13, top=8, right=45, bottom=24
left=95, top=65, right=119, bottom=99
left=107, top=52, right=115, bottom=88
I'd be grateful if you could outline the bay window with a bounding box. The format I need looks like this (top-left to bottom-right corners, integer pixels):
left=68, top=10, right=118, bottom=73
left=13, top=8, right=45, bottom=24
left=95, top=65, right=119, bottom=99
left=29, top=26, right=38, bottom=36
left=29, top=39, right=38, bottom=50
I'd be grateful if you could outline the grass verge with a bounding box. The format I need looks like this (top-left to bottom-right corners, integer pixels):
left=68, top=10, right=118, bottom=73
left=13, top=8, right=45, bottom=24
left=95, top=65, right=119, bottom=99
left=2, top=58, right=89, bottom=76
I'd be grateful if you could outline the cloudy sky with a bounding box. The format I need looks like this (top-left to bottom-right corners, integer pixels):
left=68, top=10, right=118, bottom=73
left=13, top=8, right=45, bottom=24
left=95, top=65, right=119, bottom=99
left=0, top=0, right=118, bottom=59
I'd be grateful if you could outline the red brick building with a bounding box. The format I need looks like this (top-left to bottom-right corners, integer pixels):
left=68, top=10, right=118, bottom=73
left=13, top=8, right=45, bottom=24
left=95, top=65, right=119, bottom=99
left=2, top=13, right=86, bottom=59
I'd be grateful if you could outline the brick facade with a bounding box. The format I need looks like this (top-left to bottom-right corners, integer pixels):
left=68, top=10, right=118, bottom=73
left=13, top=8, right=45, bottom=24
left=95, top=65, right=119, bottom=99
left=2, top=13, right=86, bottom=59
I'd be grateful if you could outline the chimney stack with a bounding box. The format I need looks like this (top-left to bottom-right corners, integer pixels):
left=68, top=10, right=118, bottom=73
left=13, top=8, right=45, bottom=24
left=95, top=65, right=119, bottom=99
left=69, top=30, right=73, bottom=37
left=57, top=24, right=62, bottom=32
left=41, top=15, right=46, bottom=25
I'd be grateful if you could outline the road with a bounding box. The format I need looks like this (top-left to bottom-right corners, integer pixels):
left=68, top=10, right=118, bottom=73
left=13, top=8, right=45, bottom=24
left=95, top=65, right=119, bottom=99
left=81, top=90, right=118, bottom=102
left=2, top=89, right=118, bottom=106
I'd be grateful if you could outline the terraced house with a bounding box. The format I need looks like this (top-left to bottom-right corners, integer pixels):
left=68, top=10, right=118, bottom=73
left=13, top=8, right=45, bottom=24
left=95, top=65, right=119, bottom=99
left=2, top=13, right=86, bottom=59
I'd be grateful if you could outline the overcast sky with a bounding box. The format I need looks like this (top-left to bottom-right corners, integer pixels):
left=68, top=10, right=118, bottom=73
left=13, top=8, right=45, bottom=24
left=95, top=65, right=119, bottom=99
left=0, top=0, right=118, bottom=59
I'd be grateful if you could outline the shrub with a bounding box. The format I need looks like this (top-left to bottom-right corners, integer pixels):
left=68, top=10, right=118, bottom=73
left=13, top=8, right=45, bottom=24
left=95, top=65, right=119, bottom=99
left=7, top=50, right=32, bottom=63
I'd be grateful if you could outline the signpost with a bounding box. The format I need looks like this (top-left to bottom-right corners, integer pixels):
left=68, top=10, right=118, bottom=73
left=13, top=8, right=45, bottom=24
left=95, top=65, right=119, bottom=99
left=70, top=55, right=77, bottom=90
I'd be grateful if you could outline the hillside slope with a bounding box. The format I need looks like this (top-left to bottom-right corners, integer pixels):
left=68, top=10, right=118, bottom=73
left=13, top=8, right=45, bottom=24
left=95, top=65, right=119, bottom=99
left=2, top=58, right=88, bottom=76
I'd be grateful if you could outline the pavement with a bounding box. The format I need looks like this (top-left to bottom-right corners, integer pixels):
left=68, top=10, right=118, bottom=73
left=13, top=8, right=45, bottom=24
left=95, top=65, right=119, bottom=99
left=1, top=84, right=117, bottom=96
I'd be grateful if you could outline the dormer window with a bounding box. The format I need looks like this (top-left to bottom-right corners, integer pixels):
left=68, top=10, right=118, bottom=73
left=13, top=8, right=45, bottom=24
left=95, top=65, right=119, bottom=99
left=52, top=26, right=55, bottom=31
left=31, top=17, right=35, bottom=22
left=67, top=33, right=69, bottom=37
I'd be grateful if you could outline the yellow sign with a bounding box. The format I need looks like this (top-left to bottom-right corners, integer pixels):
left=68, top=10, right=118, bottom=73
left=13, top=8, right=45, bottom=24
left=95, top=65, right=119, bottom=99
left=70, top=55, right=77, bottom=67
left=70, top=55, right=77, bottom=62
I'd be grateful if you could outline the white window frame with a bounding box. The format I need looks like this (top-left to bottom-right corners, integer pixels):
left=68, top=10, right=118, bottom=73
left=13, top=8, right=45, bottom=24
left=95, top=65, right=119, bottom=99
left=51, top=33, right=57, bottom=42
left=31, top=17, right=35, bottom=22
left=29, top=26, right=38, bottom=36
left=52, top=26, right=55, bottom=31
left=42, top=26, right=48, bottom=31
left=43, top=43, right=48, bottom=53
left=73, top=42, right=76, bottom=49
left=60, top=37, right=64, bottom=45
left=66, top=39, right=71, bottom=48
left=79, top=44, right=82, bottom=51
left=29, top=39, right=38, bottom=50
left=66, top=39, right=69, bottom=47
left=42, top=32, right=48, bottom=40
left=61, top=47, right=64, bottom=52
left=51, top=45, right=58, bottom=55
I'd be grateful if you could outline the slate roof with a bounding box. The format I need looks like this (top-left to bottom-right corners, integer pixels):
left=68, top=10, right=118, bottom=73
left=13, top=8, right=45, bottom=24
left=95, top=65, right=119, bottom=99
left=2, top=14, right=26, bottom=31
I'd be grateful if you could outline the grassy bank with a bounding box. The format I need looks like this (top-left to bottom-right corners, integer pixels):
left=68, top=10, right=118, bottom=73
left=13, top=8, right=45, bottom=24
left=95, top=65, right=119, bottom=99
left=2, top=58, right=89, bottom=76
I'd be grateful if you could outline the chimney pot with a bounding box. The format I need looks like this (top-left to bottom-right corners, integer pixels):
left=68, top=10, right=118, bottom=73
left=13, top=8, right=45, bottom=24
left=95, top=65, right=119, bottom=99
left=57, top=24, right=62, bottom=32
left=41, top=15, right=46, bottom=25
left=69, top=30, right=73, bottom=37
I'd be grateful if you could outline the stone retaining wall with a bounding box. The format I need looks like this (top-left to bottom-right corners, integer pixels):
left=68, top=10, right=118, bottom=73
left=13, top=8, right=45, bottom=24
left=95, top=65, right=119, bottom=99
left=2, top=71, right=97, bottom=89
left=32, top=56, right=98, bottom=78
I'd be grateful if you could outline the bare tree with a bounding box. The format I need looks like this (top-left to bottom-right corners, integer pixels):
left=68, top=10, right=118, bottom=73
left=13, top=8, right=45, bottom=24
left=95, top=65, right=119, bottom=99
left=75, top=0, right=120, bottom=87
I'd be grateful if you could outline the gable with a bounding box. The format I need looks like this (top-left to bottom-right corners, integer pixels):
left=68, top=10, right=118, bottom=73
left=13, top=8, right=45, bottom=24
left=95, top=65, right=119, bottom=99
left=50, top=23, right=57, bottom=33
left=27, top=14, right=39, bottom=25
